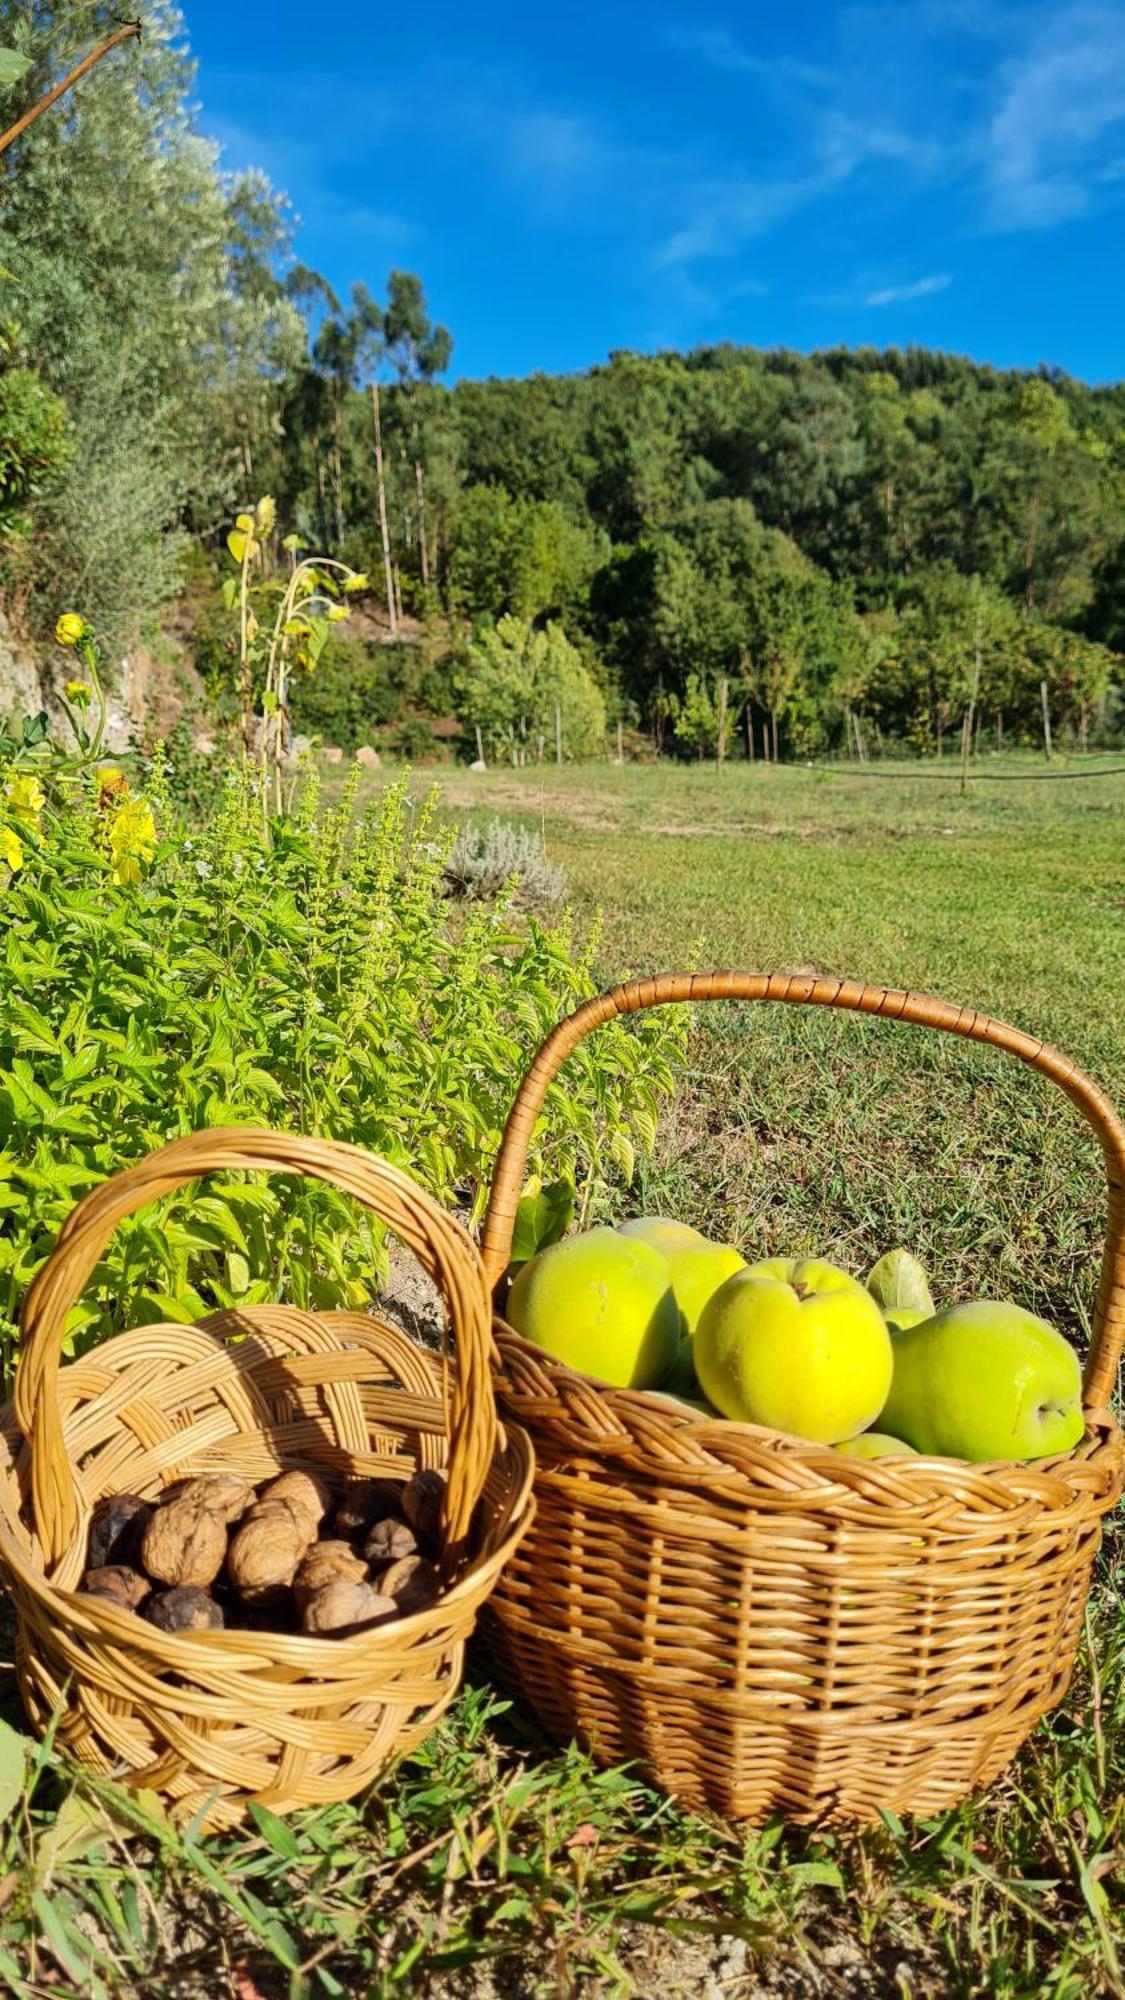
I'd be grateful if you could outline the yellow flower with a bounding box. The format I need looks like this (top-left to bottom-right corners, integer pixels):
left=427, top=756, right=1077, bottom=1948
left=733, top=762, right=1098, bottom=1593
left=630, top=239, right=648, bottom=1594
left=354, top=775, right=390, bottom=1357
left=281, top=532, right=301, bottom=553
left=1, top=825, right=24, bottom=873
left=343, top=572, right=369, bottom=594
left=65, top=678, right=92, bottom=705
left=108, top=796, right=157, bottom=885
left=6, top=774, right=44, bottom=819
left=235, top=512, right=255, bottom=533
left=55, top=612, right=86, bottom=648
left=327, top=605, right=349, bottom=623
left=245, top=611, right=259, bottom=643
left=255, top=495, right=277, bottom=535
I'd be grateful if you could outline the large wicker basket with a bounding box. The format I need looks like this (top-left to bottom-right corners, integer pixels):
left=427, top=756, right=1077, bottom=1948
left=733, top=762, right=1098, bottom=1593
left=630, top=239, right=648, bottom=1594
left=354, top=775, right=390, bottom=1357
left=479, top=973, right=1125, bottom=1825
left=0, top=1129, right=534, bottom=1830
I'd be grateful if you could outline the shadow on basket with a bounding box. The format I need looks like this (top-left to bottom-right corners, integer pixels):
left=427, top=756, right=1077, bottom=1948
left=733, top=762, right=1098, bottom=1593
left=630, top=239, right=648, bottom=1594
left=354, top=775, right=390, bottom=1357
left=0, top=1129, right=534, bottom=1833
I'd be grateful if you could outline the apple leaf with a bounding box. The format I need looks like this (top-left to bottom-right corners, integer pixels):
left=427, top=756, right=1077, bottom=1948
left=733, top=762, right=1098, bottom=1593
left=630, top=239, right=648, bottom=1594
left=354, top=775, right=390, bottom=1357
left=0, top=49, right=31, bottom=90
left=509, top=1177, right=574, bottom=1271
left=866, top=1249, right=935, bottom=1317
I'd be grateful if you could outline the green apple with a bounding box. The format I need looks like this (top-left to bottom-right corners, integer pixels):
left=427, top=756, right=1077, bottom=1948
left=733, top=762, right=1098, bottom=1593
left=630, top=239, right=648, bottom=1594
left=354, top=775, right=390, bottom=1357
left=506, top=1226, right=680, bottom=1389
left=884, top=1306, right=929, bottom=1333
left=618, top=1215, right=707, bottom=1257
left=879, top=1300, right=1085, bottom=1461
left=834, top=1432, right=917, bottom=1459
left=694, top=1257, right=894, bottom=1444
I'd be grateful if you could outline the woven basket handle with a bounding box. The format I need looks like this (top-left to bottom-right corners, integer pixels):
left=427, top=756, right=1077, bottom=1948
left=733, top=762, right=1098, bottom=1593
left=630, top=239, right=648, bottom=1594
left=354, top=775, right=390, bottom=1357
left=481, top=973, right=1125, bottom=1412
left=16, top=1128, right=497, bottom=1568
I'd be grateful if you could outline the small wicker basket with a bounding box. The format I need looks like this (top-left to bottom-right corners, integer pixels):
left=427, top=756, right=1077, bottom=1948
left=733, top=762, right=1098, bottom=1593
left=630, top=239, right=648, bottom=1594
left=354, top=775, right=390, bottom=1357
left=0, top=1128, right=534, bottom=1830
left=480, top=973, right=1125, bottom=1826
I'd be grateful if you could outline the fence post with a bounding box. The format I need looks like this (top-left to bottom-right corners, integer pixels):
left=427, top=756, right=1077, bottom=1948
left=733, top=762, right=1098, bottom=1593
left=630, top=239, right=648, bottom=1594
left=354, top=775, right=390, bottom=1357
left=1040, top=681, right=1053, bottom=761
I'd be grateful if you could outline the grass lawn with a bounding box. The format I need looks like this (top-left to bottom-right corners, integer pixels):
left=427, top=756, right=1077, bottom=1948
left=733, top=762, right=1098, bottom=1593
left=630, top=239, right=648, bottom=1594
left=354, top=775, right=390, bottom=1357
left=0, top=757, right=1122, bottom=1998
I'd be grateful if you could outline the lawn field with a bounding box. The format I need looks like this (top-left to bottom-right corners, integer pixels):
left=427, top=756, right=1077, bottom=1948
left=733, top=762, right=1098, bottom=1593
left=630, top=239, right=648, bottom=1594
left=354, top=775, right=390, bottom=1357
left=1, top=758, right=1122, bottom=1999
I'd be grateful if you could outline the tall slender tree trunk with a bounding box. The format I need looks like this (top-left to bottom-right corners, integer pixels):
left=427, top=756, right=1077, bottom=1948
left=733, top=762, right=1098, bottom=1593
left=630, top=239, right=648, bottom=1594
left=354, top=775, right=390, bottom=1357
left=771, top=708, right=779, bottom=764
left=312, top=433, right=330, bottom=551
left=330, top=384, right=344, bottom=548
left=369, top=383, right=397, bottom=636
left=414, top=460, right=429, bottom=588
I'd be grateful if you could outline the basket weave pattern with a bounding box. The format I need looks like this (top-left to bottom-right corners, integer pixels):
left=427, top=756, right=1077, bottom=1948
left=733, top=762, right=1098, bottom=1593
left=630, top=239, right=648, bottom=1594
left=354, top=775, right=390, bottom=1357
left=0, top=1130, right=534, bottom=1830
left=480, top=973, right=1125, bottom=1825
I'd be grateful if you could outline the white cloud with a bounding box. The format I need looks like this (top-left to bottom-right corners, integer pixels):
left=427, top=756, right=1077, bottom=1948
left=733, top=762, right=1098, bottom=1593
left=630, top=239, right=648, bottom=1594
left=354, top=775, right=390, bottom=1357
left=865, top=272, right=952, bottom=306
left=667, top=25, right=835, bottom=89
left=985, top=5, right=1125, bottom=227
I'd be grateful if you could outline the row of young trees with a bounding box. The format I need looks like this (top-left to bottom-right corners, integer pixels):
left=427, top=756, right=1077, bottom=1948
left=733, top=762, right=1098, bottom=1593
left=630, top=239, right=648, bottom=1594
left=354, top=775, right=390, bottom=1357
left=0, top=4, right=1122, bottom=758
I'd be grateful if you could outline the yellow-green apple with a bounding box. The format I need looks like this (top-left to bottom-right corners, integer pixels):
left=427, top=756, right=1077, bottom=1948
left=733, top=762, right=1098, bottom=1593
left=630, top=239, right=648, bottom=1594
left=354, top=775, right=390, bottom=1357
left=661, top=1335, right=699, bottom=1400
left=694, top=1257, right=894, bottom=1443
left=879, top=1300, right=1084, bottom=1461
left=506, top=1227, right=680, bottom=1389
left=834, top=1432, right=917, bottom=1459
left=619, top=1217, right=745, bottom=1335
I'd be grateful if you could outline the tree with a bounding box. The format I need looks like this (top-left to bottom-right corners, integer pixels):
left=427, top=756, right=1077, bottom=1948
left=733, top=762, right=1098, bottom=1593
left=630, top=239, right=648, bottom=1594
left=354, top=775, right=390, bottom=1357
left=382, top=270, right=453, bottom=592
left=455, top=617, right=605, bottom=763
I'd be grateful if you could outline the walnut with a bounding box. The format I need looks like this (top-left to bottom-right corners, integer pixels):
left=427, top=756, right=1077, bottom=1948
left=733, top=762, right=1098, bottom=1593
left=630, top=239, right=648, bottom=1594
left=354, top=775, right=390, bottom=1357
left=293, top=1540, right=369, bottom=1612
left=81, top=1564, right=150, bottom=1610
left=378, top=1554, right=441, bottom=1616
left=257, top=1471, right=332, bottom=1537
left=87, top=1494, right=152, bottom=1570
left=400, top=1468, right=446, bottom=1550
left=363, top=1516, right=418, bottom=1567
left=332, top=1480, right=402, bottom=1541
left=243, top=1495, right=318, bottom=1542
left=227, top=1510, right=310, bottom=1603
left=300, top=1579, right=399, bottom=1636
left=166, top=1474, right=255, bottom=1524
left=145, top=1587, right=225, bottom=1632
left=141, top=1494, right=228, bottom=1588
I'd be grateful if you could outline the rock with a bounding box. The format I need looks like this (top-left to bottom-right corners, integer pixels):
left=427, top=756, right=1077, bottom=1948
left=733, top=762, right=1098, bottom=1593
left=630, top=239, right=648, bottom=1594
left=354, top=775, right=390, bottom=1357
left=193, top=735, right=216, bottom=757
left=469, top=759, right=487, bottom=773
left=355, top=744, right=381, bottom=768
left=323, top=744, right=344, bottom=765
left=290, top=733, right=312, bottom=758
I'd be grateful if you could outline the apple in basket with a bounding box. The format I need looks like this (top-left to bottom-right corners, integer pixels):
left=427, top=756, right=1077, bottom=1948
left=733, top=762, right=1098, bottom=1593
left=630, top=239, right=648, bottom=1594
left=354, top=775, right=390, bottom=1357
left=878, top=1300, right=1085, bottom=1460
left=505, top=1226, right=681, bottom=1388
left=693, top=1257, right=894, bottom=1444
left=618, top=1216, right=746, bottom=1334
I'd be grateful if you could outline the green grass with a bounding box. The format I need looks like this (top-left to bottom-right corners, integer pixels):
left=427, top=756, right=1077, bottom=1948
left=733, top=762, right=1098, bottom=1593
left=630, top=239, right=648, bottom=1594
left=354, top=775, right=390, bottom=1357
left=1, top=755, right=1123, bottom=1997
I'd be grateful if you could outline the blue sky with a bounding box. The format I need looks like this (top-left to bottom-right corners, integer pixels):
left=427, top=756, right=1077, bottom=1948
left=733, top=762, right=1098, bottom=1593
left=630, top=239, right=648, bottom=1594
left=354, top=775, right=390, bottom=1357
left=182, top=0, right=1125, bottom=384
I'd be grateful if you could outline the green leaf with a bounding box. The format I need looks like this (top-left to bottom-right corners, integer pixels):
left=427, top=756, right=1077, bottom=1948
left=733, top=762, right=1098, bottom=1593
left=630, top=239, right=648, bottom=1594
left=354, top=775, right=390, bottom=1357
left=865, top=1249, right=935, bottom=1317
left=0, top=1717, right=30, bottom=1823
left=0, top=48, right=30, bottom=89
left=509, top=1177, right=574, bottom=1270
left=247, top=1801, right=302, bottom=1859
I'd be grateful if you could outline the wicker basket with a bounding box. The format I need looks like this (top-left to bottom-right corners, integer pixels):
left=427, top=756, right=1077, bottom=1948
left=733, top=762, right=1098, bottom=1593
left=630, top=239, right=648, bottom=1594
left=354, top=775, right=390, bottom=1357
left=0, top=1128, right=534, bottom=1831
left=479, top=972, right=1125, bottom=1826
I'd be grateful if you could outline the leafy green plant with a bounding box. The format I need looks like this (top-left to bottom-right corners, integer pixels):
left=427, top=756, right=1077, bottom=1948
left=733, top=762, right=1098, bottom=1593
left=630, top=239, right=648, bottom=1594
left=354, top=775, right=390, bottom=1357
left=443, top=816, right=566, bottom=908
left=0, top=761, right=684, bottom=1380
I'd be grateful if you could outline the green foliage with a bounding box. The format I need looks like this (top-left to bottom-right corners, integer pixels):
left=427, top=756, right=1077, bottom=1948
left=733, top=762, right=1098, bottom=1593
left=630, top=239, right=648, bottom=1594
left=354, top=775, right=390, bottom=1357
left=456, top=615, right=606, bottom=763
left=0, top=363, right=70, bottom=535
left=443, top=816, right=566, bottom=907
left=284, top=634, right=455, bottom=748
left=0, top=762, right=684, bottom=1377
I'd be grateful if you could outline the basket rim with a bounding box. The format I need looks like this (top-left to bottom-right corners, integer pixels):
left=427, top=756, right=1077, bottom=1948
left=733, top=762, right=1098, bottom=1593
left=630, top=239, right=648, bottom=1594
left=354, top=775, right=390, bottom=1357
left=491, top=1316, right=1125, bottom=1515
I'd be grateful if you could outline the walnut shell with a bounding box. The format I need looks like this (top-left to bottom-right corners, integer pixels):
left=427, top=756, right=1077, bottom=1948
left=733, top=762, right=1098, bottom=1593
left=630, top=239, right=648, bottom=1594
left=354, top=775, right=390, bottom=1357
left=332, top=1480, right=402, bottom=1541
left=378, top=1554, right=441, bottom=1615
left=257, top=1471, right=331, bottom=1536
left=87, top=1494, right=152, bottom=1570
left=166, top=1474, right=255, bottom=1524
left=141, top=1495, right=228, bottom=1588
left=363, top=1516, right=418, bottom=1567
left=293, top=1541, right=369, bottom=1612
left=145, top=1587, right=225, bottom=1633
left=227, top=1511, right=310, bottom=1602
left=300, top=1579, right=399, bottom=1636
left=81, top=1564, right=150, bottom=1610
left=243, top=1496, right=319, bottom=1543
left=400, top=1468, right=446, bottom=1549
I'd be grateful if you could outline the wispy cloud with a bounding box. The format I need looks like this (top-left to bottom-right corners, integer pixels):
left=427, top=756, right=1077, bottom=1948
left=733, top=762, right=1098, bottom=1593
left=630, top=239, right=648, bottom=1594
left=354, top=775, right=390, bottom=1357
left=984, top=5, right=1125, bottom=227
left=667, top=25, right=835, bottom=90
left=865, top=272, right=952, bottom=306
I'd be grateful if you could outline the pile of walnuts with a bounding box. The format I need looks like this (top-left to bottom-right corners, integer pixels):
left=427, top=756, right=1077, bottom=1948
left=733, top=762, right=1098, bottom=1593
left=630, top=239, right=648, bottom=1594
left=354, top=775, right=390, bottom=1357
left=79, top=1466, right=446, bottom=1637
